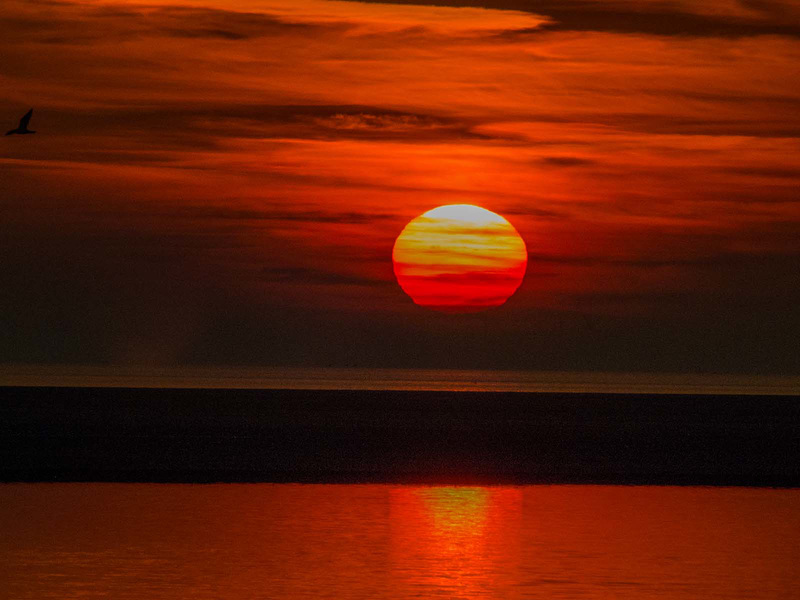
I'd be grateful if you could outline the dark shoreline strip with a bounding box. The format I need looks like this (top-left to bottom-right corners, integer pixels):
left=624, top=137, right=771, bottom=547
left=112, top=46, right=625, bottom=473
left=2, top=386, right=799, bottom=487
left=2, top=470, right=799, bottom=488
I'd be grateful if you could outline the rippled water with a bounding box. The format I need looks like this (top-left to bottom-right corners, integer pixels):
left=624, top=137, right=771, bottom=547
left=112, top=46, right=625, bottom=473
left=2, top=484, right=798, bottom=598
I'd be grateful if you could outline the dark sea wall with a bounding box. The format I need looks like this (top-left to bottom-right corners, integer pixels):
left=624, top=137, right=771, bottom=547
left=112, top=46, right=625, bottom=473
left=1, top=386, right=798, bottom=486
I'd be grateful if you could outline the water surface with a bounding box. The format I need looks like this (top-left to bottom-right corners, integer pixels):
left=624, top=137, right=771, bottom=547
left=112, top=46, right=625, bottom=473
left=2, top=484, right=798, bottom=598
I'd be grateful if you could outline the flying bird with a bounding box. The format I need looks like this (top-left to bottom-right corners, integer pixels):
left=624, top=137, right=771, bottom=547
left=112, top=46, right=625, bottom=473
left=6, top=109, right=36, bottom=135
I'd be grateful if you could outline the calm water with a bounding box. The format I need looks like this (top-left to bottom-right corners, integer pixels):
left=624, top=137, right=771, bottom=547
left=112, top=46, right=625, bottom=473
left=2, top=484, right=798, bottom=599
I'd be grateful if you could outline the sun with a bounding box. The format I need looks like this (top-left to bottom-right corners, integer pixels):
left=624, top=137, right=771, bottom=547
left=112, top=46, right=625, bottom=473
left=392, top=204, right=527, bottom=312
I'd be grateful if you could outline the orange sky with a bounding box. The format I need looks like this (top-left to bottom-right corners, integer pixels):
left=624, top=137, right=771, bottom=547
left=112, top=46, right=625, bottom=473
left=1, top=0, right=799, bottom=373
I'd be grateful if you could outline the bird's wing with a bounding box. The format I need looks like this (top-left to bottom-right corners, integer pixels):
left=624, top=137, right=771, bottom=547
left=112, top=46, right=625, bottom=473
left=19, top=109, right=33, bottom=129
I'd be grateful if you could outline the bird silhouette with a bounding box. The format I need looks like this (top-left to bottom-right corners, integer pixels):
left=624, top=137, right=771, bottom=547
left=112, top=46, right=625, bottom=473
left=6, top=109, right=36, bottom=135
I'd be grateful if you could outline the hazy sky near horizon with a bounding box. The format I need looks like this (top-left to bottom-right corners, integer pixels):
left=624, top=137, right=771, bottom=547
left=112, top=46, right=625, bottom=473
left=2, top=0, right=799, bottom=374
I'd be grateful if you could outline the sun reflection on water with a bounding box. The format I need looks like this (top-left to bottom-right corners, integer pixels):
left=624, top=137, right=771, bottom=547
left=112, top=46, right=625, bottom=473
left=419, top=487, right=489, bottom=552
left=390, top=486, right=522, bottom=598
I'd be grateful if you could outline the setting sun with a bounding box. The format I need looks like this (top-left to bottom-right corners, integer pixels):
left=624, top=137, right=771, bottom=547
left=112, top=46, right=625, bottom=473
left=392, top=205, right=527, bottom=312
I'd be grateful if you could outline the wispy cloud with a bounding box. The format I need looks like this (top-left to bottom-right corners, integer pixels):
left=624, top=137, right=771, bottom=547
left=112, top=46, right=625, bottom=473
left=4, top=2, right=342, bottom=45
left=352, top=0, right=800, bottom=38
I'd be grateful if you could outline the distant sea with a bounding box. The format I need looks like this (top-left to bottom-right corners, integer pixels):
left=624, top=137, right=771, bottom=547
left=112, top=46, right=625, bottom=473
left=2, top=364, right=799, bottom=395
left=3, top=367, right=799, bottom=597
